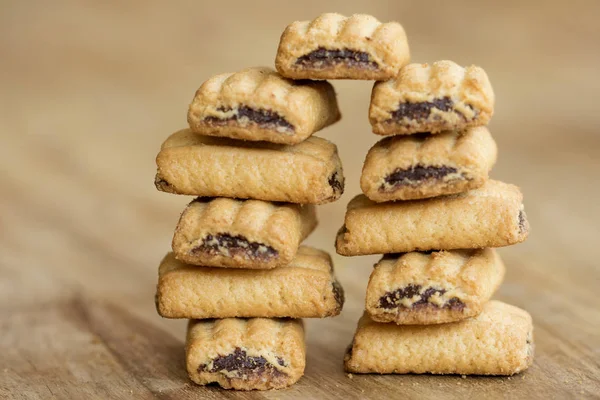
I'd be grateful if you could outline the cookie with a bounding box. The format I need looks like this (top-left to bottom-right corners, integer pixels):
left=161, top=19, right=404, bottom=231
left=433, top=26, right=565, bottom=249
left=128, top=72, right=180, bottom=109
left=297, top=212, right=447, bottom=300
left=155, top=129, right=344, bottom=204
left=186, top=318, right=305, bottom=390
left=360, top=127, right=497, bottom=201
left=365, top=249, right=505, bottom=325
left=187, top=67, right=341, bottom=144
left=344, top=301, right=534, bottom=375
left=275, top=13, right=410, bottom=80
left=172, top=197, right=317, bottom=269
left=336, top=180, right=529, bottom=255
left=370, top=60, right=494, bottom=135
left=156, top=246, right=344, bottom=319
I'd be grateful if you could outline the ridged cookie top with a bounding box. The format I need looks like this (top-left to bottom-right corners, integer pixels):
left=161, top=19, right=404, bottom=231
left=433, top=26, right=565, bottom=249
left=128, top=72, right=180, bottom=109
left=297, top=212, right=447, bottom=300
left=176, top=197, right=313, bottom=245
left=364, top=127, right=497, bottom=173
left=188, top=318, right=304, bottom=352
left=348, top=179, right=524, bottom=212
left=160, top=245, right=333, bottom=275
left=187, top=317, right=304, bottom=375
left=373, top=249, right=502, bottom=298
left=187, top=67, right=339, bottom=131
left=160, top=128, right=338, bottom=163
left=192, top=67, right=332, bottom=103
left=277, top=13, right=410, bottom=68
left=371, top=60, right=494, bottom=115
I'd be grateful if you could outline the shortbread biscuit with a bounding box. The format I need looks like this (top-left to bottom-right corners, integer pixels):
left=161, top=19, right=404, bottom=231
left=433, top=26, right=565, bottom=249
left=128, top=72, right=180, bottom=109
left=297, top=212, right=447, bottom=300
left=155, top=129, right=344, bottom=204
left=172, top=197, right=317, bottom=269
left=187, top=67, right=341, bottom=144
left=370, top=60, right=494, bottom=135
left=275, top=13, right=410, bottom=80
left=156, top=246, right=344, bottom=319
left=336, top=180, right=529, bottom=255
left=344, top=301, right=534, bottom=375
left=360, top=127, right=497, bottom=201
left=366, top=249, right=505, bottom=325
left=186, top=318, right=305, bottom=390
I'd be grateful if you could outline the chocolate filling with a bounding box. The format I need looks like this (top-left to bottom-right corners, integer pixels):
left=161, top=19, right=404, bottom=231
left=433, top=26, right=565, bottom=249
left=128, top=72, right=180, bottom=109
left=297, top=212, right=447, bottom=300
left=345, top=343, right=353, bottom=359
left=382, top=250, right=436, bottom=260
left=193, top=233, right=278, bottom=261
left=388, top=97, right=473, bottom=122
left=332, top=281, right=345, bottom=308
left=381, top=165, right=460, bottom=190
left=155, top=177, right=172, bottom=189
left=329, top=171, right=343, bottom=193
left=337, top=225, right=349, bottom=239
left=190, top=197, right=212, bottom=204
left=378, top=284, right=465, bottom=311
left=295, top=47, right=379, bottom=70
left=204, top=106, right=294, bottom=132
left=200, top=347, right=286, bottom=378
left=518, top=210, right=527, bottom=233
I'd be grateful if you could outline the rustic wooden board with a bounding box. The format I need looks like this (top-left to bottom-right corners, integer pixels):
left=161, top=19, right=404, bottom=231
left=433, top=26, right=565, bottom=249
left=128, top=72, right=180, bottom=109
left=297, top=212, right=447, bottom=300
left=1, top=1, right=599, bottom=398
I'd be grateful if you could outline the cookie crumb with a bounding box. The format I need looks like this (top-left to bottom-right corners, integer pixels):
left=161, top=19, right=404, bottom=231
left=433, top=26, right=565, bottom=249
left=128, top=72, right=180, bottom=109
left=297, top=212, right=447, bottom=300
left=347, top=373, right=353, bottom=379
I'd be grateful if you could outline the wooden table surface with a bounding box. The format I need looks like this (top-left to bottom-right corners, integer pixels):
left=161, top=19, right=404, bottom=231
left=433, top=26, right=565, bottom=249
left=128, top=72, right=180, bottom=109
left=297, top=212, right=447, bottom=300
left=2, top=1, right=599, bottom=399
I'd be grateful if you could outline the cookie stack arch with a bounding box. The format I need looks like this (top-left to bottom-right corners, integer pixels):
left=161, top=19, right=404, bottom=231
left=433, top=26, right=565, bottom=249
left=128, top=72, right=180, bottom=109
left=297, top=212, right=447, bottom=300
left=152, top=11, right=535, bottom=391
left=153, top=66, right=346, bottom=390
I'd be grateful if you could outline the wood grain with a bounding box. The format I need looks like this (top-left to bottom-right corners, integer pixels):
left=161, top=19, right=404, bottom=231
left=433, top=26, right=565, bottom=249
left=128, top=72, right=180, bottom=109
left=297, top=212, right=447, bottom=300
left=1, top=1, right=599, bottom=398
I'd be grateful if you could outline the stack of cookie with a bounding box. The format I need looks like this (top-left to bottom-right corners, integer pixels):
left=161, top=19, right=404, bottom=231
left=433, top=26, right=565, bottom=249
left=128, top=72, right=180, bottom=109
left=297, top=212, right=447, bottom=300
left=338, top=60, right=535, bottom=376
left=153, top=66, right=346, bottom=390
left=275, top=13, right=410, bottom=81
left=152, top=10, right=535, bottom=389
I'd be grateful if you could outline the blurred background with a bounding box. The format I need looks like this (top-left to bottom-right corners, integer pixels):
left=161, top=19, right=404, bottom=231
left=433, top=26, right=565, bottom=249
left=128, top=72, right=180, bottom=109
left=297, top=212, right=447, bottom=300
left=2, top=1, right=599, bottom=398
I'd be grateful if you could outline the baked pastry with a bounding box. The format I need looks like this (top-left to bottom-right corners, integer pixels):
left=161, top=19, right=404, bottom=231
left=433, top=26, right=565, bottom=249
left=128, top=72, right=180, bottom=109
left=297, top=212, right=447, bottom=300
left=345, top=301, right=534, bottom=375
left=186, top=318, right=305, bottom=390
left=155, top=129, right=344, bottom=204
left=276, top=13, right=410, bottom=80
left=370, top=60, right=494, bottom=135
left=188, top=67, right=340, bottom=144
left=360, top=127, right=497, bottom=201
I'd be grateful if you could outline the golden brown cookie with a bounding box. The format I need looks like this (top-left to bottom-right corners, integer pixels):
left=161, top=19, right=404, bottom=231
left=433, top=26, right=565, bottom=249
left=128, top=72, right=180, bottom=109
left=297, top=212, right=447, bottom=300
left=370, top=60, right=494, bottom=135
left=155, top=129, right=344, bottom=204
left=345, top=301, right=534, bottom=375
left=275, top=13, right=410, bottom=80
left=360, top=127, right=497, bottom=201
left=172, top=197, right=317, bottom=269
left=366, top=249, right=505, bottom=325
left=187, top=67, right=340, bottom=144
left=156, top=246, right=344, bottom=319
left=186, top=318, right=305, bottom=390
left=336, top=180, right=529, bottom=255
